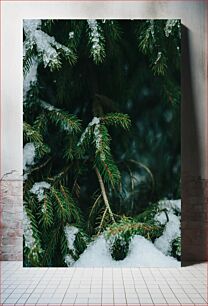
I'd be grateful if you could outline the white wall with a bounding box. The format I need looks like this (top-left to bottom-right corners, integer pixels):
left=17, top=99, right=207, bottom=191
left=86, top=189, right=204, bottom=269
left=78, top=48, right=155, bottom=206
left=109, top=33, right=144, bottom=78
left=1, top=1, right=207, bottom=181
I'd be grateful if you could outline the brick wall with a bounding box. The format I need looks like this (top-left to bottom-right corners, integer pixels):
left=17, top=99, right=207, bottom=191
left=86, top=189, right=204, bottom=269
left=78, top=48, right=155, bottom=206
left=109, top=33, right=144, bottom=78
left=0, top=180, right=23, bottom=260
left=181, top=177, right=208, bottom=265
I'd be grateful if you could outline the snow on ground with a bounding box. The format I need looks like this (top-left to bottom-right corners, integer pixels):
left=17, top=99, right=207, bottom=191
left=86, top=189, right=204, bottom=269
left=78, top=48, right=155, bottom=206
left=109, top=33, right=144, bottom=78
left=154, top=199, right=181, bottom=255
left=30, top=181, right=51, bottom=202
left=73, top=234, right=180, bottom=268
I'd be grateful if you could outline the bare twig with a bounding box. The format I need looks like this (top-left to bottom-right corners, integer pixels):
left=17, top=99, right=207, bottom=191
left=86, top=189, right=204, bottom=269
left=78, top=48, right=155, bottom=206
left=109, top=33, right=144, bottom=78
left=95, top=167, right=115, bottom=223
left=128, top=159, right=155, bottom=191
left=97, top=208, right=108, bottom=235
left=89, top=193, right=102, bottom=221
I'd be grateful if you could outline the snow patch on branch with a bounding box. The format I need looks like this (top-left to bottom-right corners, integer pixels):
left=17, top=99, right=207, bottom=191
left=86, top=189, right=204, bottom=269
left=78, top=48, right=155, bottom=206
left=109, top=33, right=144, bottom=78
left=94, top=123, right=102, bottom=151
left=41, top=100, right=59, bottom=111
left=74, top=234, right=179, bottom=267
left=30, top=181, right=51, bottom=202
left=23, top=207, right=36, bottom=249
left=87, top=20, right=104, bottom=61
left=69, top=31, right=74, bottom=39
left=158, top=199, right=181, bottom=213
left=24, top=19, right=72, bottom=70
left=23, top=143, right=36, bottom=170
left=64, top=225, right=79, bottom=267
left=77, top=117, right=100, bottom=146
left=64, top=225, right=79, bottom=252
left=23, top=57, right=39, bottom=99
left=23, top=206, right=43, bottom=261
left=164, top=20, right=179, bottom=37
left=89, top=117, right=100, bottom=126
left=64, top=254, right=75, bottom=266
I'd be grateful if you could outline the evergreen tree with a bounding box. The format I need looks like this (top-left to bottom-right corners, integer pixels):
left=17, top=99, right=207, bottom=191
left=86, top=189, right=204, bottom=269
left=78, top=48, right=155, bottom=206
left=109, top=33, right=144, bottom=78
left=23, top=19, right=181, bottom=266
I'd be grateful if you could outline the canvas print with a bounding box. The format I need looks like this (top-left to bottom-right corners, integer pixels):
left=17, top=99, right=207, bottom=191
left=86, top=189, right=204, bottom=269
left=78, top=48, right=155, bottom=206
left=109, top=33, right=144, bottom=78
left=23, top=19, right=181, bottom=267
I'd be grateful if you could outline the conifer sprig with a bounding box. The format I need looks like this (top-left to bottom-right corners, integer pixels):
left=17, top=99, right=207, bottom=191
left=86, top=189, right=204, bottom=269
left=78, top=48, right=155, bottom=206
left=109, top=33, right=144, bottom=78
left=102, top=113, right=131, bottom=130
left=23, top=122, right=50, bottom=158
left=87, top=20, right=106, bottom=64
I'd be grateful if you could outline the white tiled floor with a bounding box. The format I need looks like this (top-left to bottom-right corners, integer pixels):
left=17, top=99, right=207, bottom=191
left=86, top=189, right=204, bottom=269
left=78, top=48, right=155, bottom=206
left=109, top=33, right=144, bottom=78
left=0, top=261, right=207, bottom=305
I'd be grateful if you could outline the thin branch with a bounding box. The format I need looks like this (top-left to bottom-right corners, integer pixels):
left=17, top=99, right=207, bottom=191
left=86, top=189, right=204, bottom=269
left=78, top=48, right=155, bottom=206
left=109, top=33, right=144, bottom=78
left=95, top=167, right=115, bottom=223
left=97, top=208, right=108, bottom=235
left=89, top=193, right=102, bottom=221
left=30, top=157, right=52, bottom=173
left=128, top=159, right=155, bottom=191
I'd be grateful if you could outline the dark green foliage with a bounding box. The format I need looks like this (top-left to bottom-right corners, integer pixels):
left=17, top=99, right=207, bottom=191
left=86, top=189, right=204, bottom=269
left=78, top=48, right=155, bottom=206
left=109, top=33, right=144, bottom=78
left=110, top=236, right=130, bottom=261
left=102, top=113, right=131, bottom=129
left=23, top=205, right=43, bottom=267
left=104, top=217, right=163, bottom=261
left=23, top=19, right=181, bottom=266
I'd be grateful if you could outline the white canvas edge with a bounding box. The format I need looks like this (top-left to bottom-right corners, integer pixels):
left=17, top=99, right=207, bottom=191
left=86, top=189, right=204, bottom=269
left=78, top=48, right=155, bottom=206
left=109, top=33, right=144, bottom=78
left=1, top=1, right=206, bottom=180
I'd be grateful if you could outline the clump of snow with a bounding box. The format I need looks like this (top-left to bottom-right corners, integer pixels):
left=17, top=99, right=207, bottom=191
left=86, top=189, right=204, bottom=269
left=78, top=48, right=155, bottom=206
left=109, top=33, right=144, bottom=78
left=87, top=20, right=103, bottom=57
left=154, top=199, right=181, bottom=256
left=30, top=181, right=51, bottom=202
left=64, top=225, right=79, bottom=251
left=77, top=117, right=100, bottom=146
left=64, top=225, right=79, bottom=266
left=23, top=206, right=42, bottom=260
left=73, top=235, right=179, bottom=267
left=154, top=211, right=167, bottom=225
left=23, top=206, right=36, bottom=249
left=77, top=126, right=90, bottom=146
left=93, top=121, right=105, bottom=161
left=69, top=31, right=74, bottom=39
left=89, top=116, right=100, bottom=126
left=154, top=51, right=162, bottom=65
left=23, top=57, right=39, bottom=99
left=149, top=20, right=155, bottom=39
left=155, top=214, right=180, bottom=255
left=41, top=100, right=58, bottom=111
left=145, top=20, right=155, bottom=41
left=158, top=199, right=181, bottom=213
left=23, top=143, right=36, bottom=171
left=24, top=19, right=72, bottom=70
left=23, top=19, right=41, bottom=33
left=64, top=254, right=75, bottom=266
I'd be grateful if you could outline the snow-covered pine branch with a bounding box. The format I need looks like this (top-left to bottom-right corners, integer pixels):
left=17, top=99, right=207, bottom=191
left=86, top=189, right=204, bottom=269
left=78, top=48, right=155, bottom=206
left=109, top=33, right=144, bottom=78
left=87, top=20, right=105, bottom=64
left=64, top=225, right=79, bottom=265
left=154, top=199, right=181, bottom=256
left=23, top=19, right=76, bottom=71
left=40, top=101, right=81, bottom=133
left=164, top=20, right=180, bottom=37
left=23, top=206, right=43, bottom=265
